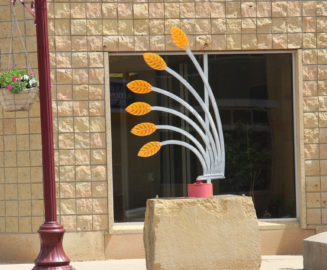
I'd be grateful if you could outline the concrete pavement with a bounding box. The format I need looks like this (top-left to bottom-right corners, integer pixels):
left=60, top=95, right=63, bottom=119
left=0, top=256, right=303, bottom=270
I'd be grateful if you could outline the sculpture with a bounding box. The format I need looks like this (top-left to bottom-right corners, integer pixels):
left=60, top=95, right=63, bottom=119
left=125, top=27, right=225, bottom=195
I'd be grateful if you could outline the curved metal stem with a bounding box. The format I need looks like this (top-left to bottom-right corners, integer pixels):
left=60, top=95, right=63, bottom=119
left=161, top=140, right=207, bottom=174
left=153, top=87, right=216, bottom=163
left=165, top=66, right=222, bottom=165
left=186, top=48, right=225, bottom=174
left=157, top=125, right=210, bottom=169
left=152, top=106, right=212, bottom=169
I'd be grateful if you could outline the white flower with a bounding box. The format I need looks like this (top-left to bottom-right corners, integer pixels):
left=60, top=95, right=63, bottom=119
left=29, top=78, right=36, bottom=87
left=23, top=75, right=29, bottom=80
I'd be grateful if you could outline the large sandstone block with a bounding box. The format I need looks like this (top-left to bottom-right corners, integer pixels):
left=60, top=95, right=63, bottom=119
left=144, top=195, right=261, bottom=270
left=303, top=232, right=327, bottom=270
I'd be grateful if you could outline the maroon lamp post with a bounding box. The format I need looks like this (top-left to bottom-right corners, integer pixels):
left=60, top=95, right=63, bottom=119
left=13, top=0, right=74, bottom=269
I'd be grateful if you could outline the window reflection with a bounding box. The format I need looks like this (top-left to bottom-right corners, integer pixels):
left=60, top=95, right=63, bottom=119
left=109, top=54, right=296, bottom=222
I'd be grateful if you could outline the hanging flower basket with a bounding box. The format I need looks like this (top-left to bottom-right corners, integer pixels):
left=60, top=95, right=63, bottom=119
left=0, top=68, right=39, bottom=112
left=0, top=87, right=38, bottom=112
left=0, top=3, right=39, bottom=112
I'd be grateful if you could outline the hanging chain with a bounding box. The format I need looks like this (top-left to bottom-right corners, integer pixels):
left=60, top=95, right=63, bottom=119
left=11, top=0, right=35, bottom=17
left=0, top=1, right=34, bottom=71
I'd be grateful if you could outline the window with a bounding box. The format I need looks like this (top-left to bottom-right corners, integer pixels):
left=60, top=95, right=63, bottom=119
left=109, top=53, right=296, bottom=223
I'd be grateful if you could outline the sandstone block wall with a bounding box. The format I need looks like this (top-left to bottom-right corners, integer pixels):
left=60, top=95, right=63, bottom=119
left=0, top=0, right=326, bottom=234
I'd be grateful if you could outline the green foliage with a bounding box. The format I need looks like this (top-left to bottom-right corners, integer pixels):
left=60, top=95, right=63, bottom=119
left=0, top=68, right=38, bottom=94
left=224, top=123, right=271, bottom=196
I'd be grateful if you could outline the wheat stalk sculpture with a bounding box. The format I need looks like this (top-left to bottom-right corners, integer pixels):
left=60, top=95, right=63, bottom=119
left=125, top=27, right=225, bottom=183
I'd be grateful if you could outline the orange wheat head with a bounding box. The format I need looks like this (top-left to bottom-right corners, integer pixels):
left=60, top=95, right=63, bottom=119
left=125, top=102, right=152, bottom=116
left=171, top=27, right=189, bottom=50
left=131, top=122, right=157, bottom=136
left=138, top=141, right=162, bottom=157
left=143, top=53, right=167, bottom=70
left=127, top=80, right=152, bottom=94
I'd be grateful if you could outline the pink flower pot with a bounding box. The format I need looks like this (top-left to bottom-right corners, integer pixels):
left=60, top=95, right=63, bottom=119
left=188, top=181, right=213, bottom=197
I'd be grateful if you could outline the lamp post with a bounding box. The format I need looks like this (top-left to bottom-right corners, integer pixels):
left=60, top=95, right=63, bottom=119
left=22, top=0, right=74, bottom=269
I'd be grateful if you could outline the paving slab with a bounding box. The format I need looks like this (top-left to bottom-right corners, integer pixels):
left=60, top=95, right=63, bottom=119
left=0, top=256, right=303, bottom=270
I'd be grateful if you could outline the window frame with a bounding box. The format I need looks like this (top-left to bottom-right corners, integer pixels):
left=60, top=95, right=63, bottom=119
left=104, top=50, right=305, bottom=234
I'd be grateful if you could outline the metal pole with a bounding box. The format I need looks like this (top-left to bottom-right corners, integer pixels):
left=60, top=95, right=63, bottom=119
left=32, top=0, right=73, bottom=269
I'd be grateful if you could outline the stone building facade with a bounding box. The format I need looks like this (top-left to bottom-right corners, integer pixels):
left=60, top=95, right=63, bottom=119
left=0, top=0, right=326, bottom=262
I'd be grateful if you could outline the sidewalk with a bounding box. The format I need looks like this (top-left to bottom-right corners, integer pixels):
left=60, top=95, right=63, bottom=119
left=0, top=256, right=303, bottom=270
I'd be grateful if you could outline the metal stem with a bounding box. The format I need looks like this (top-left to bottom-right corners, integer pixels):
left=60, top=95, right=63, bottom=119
left=157, top=125, right=210, bottom=169
left=161, top=140, right=207, bottom=174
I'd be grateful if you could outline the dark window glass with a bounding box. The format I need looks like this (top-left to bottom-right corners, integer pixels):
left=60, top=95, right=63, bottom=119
left=109, top=53, right=295, bottom=222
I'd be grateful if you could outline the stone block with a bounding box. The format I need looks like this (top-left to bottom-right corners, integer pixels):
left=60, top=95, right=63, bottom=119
left=60, top=199, right=76, bottom=215
left=72, top=36, right=86, bottom=51
left=60, top=183, right=76, bottom=198
left=91, top=133, right=105, bottom=148
left=102, top=3, right=117, bottom=19
left=227, top=34, right=241, bottom=50
left=91, top=166, right=106, bottom=181
left=77, top=166, right=91, bottom=181
left=76, top=198, right=93, bottom=214
left=195, top=2, right=210, bottom=18
left=74, top=117, right=90, bottom=132
left=16, top=118, right=29, bottom=134
left=305, top=160, right=320, bottom=175
left=150, top=3, right=164, bottom=18
left=77, top=215, right=92, bottom=231
left=303, top=17, right=316, bottom=32
left=71, top=3, right=86, bottom=19
left=92, top=198, right=107, bottom=214
left=288, top=2, right=301, bottom=17
left=71, top=19, right=86, bottom=36
left=272, top=18, right=287, bottom=33
left=86, top=20, right=102, bottom=36
left=257, top=18, right=272, bottom=34
left=61, top=215, right=76, bottom=231
left=272, top=2, right=287, bottom=17
left=304, top=144, right=319, bottom=159
left=226, top=2, right=240, bottom=18
left=92, top=182, right=107, bottom=197
left=210, top=3, right=224, bottom=18
left=75, top=133, right=90, bottom=149
left=242, top=18, right=256, bottom=33
left=144, top=196, right=261, bottom=270
left=134, top=3, right=148, bottom=19
left=75, top=149, right=91, bottom=165
left=303, top=232, right=327, bottom=270
left=86, top=3, right=101, bottom=19
left=227, top=19, right=241, bottom=34
left=76, top=182, right=92, bottom=198
left=118, top=3, right=132, bottom=19
left=307, top=209, right=322, bottom=225
left=89, top=37, right=102, bottom=51
left=93, top=214, right=108, bottom=230
left=242, top=34, right=257, bottom=50
left=242, top=2, right=256, bottom=18
left=306, top=192, right=321, bottom=208
left=91, top=149, right=106, bottom=165
left=135, top=20, right=149, bottom=36
left=165, top=3, right=180, bottom=19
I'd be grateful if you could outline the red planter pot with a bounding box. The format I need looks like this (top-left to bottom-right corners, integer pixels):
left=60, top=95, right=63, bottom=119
left=188, top=181, right=213, bottom=197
